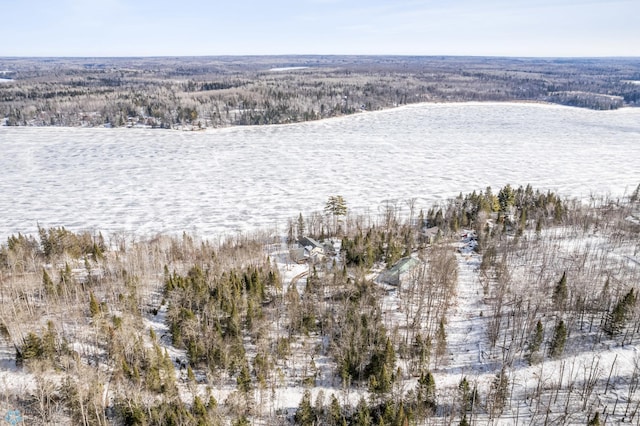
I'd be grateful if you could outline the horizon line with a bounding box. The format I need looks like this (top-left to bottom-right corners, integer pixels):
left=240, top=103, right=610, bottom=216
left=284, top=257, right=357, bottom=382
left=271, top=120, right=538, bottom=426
left=1, top=54, right=640, bottom=60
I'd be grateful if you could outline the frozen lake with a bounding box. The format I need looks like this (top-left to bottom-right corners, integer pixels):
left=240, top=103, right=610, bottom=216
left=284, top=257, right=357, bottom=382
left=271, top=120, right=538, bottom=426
left=1, top=102, right=639, bottom=241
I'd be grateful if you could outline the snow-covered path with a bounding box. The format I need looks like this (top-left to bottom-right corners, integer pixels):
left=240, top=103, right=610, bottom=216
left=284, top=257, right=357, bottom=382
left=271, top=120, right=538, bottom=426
left=440, top=248, right=490, bottom=377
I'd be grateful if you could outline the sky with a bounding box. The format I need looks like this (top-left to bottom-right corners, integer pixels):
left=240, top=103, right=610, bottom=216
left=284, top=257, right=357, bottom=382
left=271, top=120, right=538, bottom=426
left=1, top=0, right=638, bottom=57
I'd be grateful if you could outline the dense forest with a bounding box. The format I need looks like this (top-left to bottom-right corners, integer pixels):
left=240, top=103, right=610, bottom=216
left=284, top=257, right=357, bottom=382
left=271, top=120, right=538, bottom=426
left=0, top=184, right=638, bottom=424
left=1, top=56, right=639, bottom=129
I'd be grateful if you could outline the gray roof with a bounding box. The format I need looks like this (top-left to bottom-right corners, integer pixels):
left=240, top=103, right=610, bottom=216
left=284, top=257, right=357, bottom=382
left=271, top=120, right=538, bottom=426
left=380, top=257, right=422, bottom=285
left=298, top=236, right=324, bottom=250
left=389, top=257, right=421, bottom=275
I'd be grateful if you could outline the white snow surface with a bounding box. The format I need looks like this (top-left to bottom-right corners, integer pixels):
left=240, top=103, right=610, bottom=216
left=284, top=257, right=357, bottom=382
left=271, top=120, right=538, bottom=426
left=0, top=102, right=639, bottom=241
left=267, top=66, right=309, bottom=72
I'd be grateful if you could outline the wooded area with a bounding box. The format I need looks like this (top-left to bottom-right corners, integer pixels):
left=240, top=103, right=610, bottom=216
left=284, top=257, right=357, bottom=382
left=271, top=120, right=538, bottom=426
left=1, top=56, right=639, bottom=128
left=0, top=185, right=638, bottom=424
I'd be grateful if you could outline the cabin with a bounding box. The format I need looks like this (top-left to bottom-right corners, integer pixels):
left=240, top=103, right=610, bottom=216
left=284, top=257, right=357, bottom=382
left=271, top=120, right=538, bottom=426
left=379, top=257, right=422, bottom=286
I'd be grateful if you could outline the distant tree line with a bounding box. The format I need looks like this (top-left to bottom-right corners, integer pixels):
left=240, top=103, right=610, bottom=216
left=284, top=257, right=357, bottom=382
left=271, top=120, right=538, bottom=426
left=1, top=56, right=638, bottom=129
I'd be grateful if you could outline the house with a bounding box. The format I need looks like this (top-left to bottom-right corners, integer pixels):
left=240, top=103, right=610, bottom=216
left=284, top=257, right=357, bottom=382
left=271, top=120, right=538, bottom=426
left=289, top=236, right=326, bottom=263
left=379, top=257, right=422, bottom=286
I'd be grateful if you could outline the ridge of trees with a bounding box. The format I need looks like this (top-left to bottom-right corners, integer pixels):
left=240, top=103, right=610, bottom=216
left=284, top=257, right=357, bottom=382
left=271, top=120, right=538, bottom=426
left=1, top=56, right=639, bottom=128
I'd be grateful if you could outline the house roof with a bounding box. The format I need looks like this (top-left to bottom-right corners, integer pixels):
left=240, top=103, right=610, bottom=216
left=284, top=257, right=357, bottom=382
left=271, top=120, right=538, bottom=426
left=380, top=256, right=422, bottom=285
left=388, top=257, right=421, bottom=275
left=298, top=236, right=323, bottom=250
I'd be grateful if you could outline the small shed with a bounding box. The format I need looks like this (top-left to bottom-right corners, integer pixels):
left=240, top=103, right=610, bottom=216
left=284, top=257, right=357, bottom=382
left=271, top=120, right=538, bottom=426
left=422, top=226, right=440, bottom=244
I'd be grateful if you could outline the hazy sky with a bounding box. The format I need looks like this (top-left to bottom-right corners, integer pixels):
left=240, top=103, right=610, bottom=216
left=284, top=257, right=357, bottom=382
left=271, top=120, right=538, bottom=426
left=1, top=0, right=638, bottom=57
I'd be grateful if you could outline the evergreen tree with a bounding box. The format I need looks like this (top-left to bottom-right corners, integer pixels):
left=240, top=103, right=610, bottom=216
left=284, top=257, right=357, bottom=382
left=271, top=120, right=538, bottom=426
left=297, top=213, right=305, bottom=238
left=314, top=391, right=325, bottom=424
left=553, top=199, right=564, bottom=223
left=552, top=271, right=568, bottom=309
left=17, top=332, right=43, bottom=364
left=488, top=368, right=509, bottom=417
left=604, top=288, right=636, bottom=336
left=458, top=376, right=477, bottom=413
left=325, top=195, right=348, bottom=234
left=527, top=320, right=544, bottom=364
left=328, top=394, right=344, bottom=426
left=42, top=268, right=56, bottom=296
left=549, top=320, right=567, bottom=358
left=325, top=195, right=348, bottom=217
left=295, top=390, right=315, bottom=426
left=236, top=362, right=252, bottom=394
left=192, top=395, right=207, bottom=418
left=497, top=184, right=515, bottom=213
left=42, top=320, right=58, bottom=361
left=368, top=337, right=396, bottom=395
left=394, top=403, right=408, bottom=426
left=354, top=397, right=372, bottom=426
left=416, top=370, right=436, bottom=415
left=89, top=291, right=100, bottom=317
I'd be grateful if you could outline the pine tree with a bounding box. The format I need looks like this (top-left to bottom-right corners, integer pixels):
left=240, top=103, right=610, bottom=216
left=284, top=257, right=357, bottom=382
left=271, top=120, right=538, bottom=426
left=497, top=184, right=515, bottom=213
left=394, top=403, right=408, bottom=426
left=549, top=320, right=567, bottom=358
left=527, top=320, right=544, bottom=364
left=89, top=291, right=100, bottom=317
left=297, top=213, right=305, bottom=238
left=458, top=376, right=477, bottom=413
left=42, top=269, right=56, bottom=296
left=192, top=395, right=207, bottom=418
left=295, top=390, right=314, bottom=426
left=488, top=368, right=509, bottom=417
left=17, top=332, right=43, bottom=364
left=236, top=362, right=252, bottom=394
left=552, top=271, right=568, bottom=309
left=42, top=320, right=57, bottom=361
left=328, top=394, right=343, bottom=426
left=354, top=397, right=372, bottom=426
left=325, top=195, right=348, bottom=217
left=604, top=288, right=636, bottom=336
left=325, top=195, right=348, bottom=235
left=416, top=370, right=436, bottom=415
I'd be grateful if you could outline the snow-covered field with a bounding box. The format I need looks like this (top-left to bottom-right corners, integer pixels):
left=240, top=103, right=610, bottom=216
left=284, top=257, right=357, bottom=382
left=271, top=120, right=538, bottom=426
left=0, top=102, right=639, bottom=241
